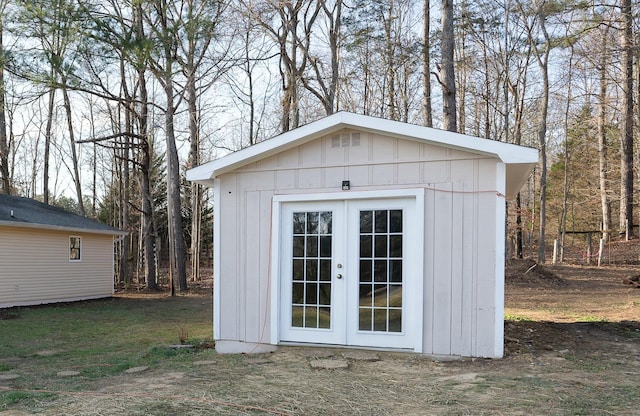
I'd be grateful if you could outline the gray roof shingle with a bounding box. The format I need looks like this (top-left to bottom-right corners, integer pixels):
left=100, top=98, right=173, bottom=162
left=0, top=194, right=125, bottom=235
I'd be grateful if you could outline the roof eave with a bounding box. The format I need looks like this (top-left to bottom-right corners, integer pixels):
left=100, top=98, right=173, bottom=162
left=0, top=220, right=128, bottom=236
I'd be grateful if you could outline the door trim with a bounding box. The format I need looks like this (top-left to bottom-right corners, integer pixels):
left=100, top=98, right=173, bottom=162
left=270, top=189, right=424, bottom=352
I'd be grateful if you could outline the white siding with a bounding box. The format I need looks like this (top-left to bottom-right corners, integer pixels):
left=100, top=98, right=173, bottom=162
left=217, top=129, right=503, bottom=357
left=0, top=227, right=115, bottom=308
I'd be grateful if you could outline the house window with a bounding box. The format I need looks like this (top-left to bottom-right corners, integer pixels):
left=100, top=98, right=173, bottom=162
left=69, top=236, right=82, bottom=261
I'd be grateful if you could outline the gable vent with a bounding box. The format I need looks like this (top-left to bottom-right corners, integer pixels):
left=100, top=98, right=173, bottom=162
left=331, top=132, right=360, bottom=148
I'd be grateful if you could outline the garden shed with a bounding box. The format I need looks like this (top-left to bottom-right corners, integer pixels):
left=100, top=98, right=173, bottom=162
left=0, top=194, right=126, bottom=308
left=187, top=112, right=538, bottom=358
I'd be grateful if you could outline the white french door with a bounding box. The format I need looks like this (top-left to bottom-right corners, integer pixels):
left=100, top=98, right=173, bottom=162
left=278, top=196, right=420, bottom=350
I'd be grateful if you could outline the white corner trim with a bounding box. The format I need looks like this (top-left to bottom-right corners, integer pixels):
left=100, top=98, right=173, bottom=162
left=412, top=189, right=425, bottom=353
left=213, top=178, right=222, bottom=341
left=494, top=163, right=506, bottom=358
left=269, top=196, right=282, bottom=345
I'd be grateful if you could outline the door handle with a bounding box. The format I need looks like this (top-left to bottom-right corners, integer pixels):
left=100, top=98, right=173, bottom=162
left=336, top=274, right=343, bottom=279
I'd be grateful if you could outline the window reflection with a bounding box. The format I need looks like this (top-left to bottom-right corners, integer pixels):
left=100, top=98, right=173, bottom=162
left=358, top=209, right=403, bottom=333
left=291, top=211, right=333, bottom=330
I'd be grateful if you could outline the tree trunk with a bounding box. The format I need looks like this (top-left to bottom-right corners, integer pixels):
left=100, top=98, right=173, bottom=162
left=441, top=0, right=457, bottom=132
left=44, top=87, right=55, bottom=204
left=598, top=30, right=611, bottom=242
left=619, top=0, right=633, bottom=239
left=135, top=3, right=157, bottom=290
left=60, top=85, right=85, bottom=216
left=164, top=75, right=188, bottom=293
left=384, top=0, right=397, bottom=120
left=0, top=11, right=10, bottom=195
left=187, top=65, right=202, bottom=282
left=532, top=2, right=551, bottom=264
left=422, top=0, right=432, bottom=127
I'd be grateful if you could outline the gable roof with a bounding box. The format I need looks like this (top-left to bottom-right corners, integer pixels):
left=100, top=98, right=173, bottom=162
left=0, top=194, right=126, bottom=236
left=187, top=112, right=538, bottom=198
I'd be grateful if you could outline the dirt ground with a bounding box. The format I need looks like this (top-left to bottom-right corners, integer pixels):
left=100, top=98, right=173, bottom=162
left=504, top=258, right=640, bottom=355
left=2, top=259, right=640, bottom=415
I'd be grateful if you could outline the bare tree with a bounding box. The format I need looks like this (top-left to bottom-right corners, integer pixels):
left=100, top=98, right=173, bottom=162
left=518, top=0, right=551, bottom=263
left=144, top=0, right=188, bottom=293
left=619, top=0, right=633, bottom=239
left=301, top=0, right=343, bottom=116
left=174, top=0, right=226, bottom=281
left=597, top=24, right=612, bottom=242
left=0, top=0, right=10, bottom=194
left=440, top=0, right=457, bottom=132
left=422, top=0, right=432, bottom=127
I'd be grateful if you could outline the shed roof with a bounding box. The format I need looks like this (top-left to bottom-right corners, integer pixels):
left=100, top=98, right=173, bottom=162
left=0, top=194, right=126, bottom=235
left=187, top=112, right=538, bottom=198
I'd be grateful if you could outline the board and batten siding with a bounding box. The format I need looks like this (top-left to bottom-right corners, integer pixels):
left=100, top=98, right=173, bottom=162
left=216, top=129, right=504, bottom=357
left=0, top=226, right=115, bottom=308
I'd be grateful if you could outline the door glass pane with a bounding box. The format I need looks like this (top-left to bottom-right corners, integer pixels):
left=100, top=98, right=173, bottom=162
left=359, top=283, right=372, bottom=306
left=319, top=259, right=331, bottom=281
left=318, top=307, right=331, bottom=329
left=292, top=283, right=304, bottom=304
left=389, top=309, right=402, bottom=332
left=360, top=210, right=373, bottom=233
left=319, top=236, right=332, bottom=257
left=306, top=212, right=319, bottom=234
left=389, top=210, right=403, bottom=233
left=319, top=212, right=332, bottom=234
left=389, top=235, right=402, bottom=257
left=374, top=210, right=388, bottom=233
left=306, top=236, right=318, bottom=257
left=319, top=283, right=331, bottom=305
left=360, top=235, right=372, bottom=258
left=291, top=211, right=332, bottom=329
left=293, top=236, right=305, bottom=257
left=306, top=259, right=318, bottom=281
left=374, top=235, right=387, bottom=257
left=293, top=259, right=304, bottom=280
left=292, top=306, right=304, bottom=327
left=359, top=260, right=372, bottom=282
left=306, top=283, right=318, bottom=304
left=293, top=213, right=306, bottom=234
left=358, top=209, right=403, bottom=333
left=389, top=260, right=402, bottom=282
left=359, top=307, right=372, bottom=331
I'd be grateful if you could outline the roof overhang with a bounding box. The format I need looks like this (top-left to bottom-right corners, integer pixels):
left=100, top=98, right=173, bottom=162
left=187, top=112, right=538, bottom=198
left=0, top=220, right=128, bottom=236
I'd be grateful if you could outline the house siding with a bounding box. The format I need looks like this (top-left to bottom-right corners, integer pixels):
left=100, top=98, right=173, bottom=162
left=216, top=129, right=503, bottom=357
left=0, top=227, right=115, bottom=308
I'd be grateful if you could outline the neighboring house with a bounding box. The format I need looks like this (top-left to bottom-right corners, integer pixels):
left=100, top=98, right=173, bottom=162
left=187, top=112, right=538, bottom=359
left=0, top=194, right=126, bottom=308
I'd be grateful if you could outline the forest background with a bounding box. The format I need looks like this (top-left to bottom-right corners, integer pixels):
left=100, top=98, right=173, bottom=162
left=0, top=0, right=638, bottom=292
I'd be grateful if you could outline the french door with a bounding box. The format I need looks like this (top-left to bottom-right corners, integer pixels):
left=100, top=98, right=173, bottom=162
left=278, top=197, right=419, bottom=350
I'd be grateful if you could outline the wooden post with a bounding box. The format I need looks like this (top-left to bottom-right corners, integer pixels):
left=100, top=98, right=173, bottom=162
left=586, top=232, right=592, bottom=265
left=598, top=238, right=605, bottom=267
left=553, top=239, right=559, bottom=264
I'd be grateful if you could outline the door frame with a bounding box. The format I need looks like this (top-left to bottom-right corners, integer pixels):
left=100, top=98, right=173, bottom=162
left=270, top=189, right=425, bottom=352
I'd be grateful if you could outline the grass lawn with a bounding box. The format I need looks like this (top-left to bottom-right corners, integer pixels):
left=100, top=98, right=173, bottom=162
left=1, top=271, right=640, bottom=415
left=0, top=293, right=216, bottom=413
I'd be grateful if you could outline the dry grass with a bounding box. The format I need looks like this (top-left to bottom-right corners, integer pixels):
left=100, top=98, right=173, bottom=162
left=1, top=267, right=640, bottom=415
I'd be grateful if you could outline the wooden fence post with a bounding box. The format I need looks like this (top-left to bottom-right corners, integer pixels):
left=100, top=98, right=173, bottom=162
left=553, top=239, right=559, bottom=264
left=586, top=232, right=592, bottom=266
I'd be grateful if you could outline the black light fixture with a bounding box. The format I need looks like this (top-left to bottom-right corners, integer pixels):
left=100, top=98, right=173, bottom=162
left=342, top=180, right=350, bottom=190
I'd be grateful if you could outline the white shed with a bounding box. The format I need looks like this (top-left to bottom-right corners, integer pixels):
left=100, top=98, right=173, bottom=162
left=187, top=112, right=538, bottom=358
